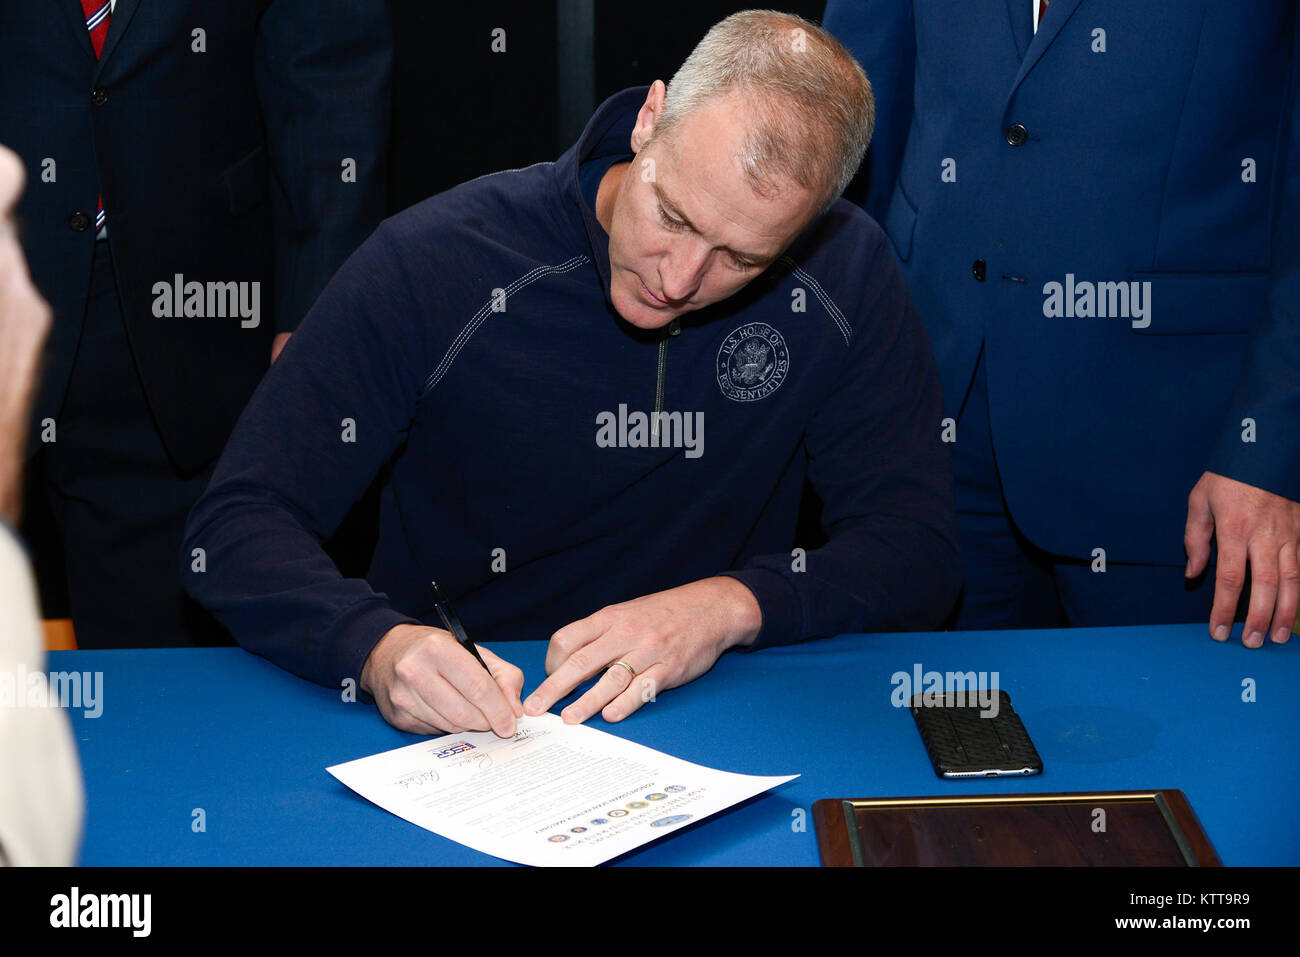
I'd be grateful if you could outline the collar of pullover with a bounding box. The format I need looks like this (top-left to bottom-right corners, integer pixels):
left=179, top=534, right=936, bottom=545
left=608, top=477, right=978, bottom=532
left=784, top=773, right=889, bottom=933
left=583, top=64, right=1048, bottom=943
left=555, top=85, right=648, bottom=312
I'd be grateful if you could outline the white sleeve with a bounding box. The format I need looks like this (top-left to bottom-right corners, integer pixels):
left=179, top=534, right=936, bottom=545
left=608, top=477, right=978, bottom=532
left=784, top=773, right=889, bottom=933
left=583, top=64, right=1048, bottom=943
left=0, top=524, right=84, bottom=866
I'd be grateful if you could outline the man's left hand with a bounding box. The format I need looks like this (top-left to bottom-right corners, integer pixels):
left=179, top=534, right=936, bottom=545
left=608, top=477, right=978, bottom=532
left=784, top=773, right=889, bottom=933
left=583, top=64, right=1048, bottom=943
left=522, top=577, right=762, bottom=724
left=1185, top=471, right=1300, bottom=647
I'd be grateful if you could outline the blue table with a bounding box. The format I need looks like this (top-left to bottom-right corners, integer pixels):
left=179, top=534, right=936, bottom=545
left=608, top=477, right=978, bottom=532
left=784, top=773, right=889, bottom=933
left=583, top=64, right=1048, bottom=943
left=55, top=623, right=1299, bottom=865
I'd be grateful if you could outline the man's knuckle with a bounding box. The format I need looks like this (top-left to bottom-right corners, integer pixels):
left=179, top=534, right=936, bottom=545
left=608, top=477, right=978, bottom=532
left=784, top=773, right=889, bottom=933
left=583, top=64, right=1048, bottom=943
left=1221, top=528, right=1247, bottom=548
left=393, top=655, right=423, bottom=685
left=567, top=647, right=595, bottom=673
left=593, top=606, right=622, bottom=627
left=1255, top=572, right=1279, bottom=589
left=388, top=687, right=416, bottom=715
left=614, top=620, right=646, bottom=643
left=446, top=702, right=479, bottom=728
left=1217, top=567, right=1245, bottom=587
left=462, top=675, right=493, bottom=702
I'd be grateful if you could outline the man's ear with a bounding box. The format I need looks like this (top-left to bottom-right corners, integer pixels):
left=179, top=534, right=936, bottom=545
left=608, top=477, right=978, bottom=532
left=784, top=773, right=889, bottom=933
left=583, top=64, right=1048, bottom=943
left=630, top=80, right=667, bottom=153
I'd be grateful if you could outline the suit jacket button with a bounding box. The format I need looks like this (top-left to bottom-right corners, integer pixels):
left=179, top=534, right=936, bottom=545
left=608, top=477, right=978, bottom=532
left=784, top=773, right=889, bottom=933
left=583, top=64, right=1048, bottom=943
left=1005, top=123, right=1028, bottom=146
left=91, top=86, right=109, bottom=107
left=68, top=211, right=92, bottom=232
left=972, top=259, right=987, bottom=281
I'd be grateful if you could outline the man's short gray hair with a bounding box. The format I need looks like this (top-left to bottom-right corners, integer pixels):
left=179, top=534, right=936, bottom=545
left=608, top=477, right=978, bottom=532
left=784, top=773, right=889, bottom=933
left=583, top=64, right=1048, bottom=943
left=651, top=9, right=875, bottom=214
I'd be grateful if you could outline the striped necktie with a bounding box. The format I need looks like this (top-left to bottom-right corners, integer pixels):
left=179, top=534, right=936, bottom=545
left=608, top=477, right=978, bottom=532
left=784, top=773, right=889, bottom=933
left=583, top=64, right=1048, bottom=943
left=81, top=0, right=111, bottom=234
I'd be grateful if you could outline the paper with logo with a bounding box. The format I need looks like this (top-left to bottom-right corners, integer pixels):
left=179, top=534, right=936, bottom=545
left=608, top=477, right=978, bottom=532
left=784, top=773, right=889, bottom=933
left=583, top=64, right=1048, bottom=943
left=326, top=712, right=797, bottom=866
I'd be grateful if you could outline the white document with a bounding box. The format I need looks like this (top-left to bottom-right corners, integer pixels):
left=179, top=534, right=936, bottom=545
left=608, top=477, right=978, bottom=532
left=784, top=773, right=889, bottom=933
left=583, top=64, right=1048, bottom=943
left=327, top=712, right=797, bottom=866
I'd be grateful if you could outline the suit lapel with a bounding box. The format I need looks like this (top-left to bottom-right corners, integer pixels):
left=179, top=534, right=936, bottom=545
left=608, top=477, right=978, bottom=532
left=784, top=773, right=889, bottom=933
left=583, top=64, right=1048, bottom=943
left=1007, top=0, right=1085, bottom=97
left=96, top=0, right=142, bottom=76
left=61, top=0, right=97, bottom=61
left=1005, top=0, right=1032, bottom=60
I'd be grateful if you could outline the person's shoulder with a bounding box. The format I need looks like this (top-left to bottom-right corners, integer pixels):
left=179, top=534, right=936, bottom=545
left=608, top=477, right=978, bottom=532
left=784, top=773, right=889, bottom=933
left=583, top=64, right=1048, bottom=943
left=771, top=198, right=903, bottom=323
left=377, top=162, right=569, bottom=255
left=792, top=197, right=893, bottom=276
left=323, top=162, right=576, bottom=321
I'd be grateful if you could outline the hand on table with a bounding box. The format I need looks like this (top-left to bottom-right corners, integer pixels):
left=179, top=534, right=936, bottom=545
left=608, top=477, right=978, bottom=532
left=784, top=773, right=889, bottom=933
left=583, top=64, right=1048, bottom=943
left=361, top=623, right=524, bottom=736
left=522, top=576, right=762, bottom=725
left=1185, top=470, right=1300, bottom=647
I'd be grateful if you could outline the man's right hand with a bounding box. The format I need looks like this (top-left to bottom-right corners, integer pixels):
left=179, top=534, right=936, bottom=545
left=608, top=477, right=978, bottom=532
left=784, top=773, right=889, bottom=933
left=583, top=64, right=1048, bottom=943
left=360, top=623, right=524, bottom=737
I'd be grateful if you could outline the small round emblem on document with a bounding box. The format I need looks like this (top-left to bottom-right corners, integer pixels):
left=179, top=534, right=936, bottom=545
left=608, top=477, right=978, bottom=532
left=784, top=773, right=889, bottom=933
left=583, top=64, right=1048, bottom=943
left=717, top=321, right=789, bottom=401
left=651, top=814, right=693, bottom=828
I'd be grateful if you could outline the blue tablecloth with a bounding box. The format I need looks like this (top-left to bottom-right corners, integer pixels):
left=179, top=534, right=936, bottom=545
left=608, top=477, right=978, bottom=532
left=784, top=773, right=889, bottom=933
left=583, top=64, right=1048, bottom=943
left=53, top=623, right=1299, bottom=865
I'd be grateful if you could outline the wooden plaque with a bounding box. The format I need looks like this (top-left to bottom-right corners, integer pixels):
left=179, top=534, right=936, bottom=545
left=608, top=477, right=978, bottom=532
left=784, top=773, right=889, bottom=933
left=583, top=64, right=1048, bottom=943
left=812, top=790, right=1220, bottom=866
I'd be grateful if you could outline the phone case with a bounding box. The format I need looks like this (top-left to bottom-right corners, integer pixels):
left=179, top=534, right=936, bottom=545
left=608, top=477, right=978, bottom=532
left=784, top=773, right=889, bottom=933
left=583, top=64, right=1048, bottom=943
left=910, top=689, right=1043, bottom=778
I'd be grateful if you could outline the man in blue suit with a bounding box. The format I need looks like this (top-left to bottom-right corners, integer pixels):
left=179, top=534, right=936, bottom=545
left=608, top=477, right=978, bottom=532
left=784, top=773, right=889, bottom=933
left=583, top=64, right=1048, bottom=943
left=0, top=2, right=391, bottom=647
left=824, top=0, right=1300, bottom=645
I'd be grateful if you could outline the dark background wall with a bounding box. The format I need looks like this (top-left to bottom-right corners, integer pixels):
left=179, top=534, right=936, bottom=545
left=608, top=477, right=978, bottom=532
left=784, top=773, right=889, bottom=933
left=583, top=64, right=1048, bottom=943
left=387, top=1, right=830, bottom=215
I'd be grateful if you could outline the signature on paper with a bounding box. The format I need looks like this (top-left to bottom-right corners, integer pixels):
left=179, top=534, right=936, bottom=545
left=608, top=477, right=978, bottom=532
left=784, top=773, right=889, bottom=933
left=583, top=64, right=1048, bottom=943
left=394, top=769, right=440, bottom=790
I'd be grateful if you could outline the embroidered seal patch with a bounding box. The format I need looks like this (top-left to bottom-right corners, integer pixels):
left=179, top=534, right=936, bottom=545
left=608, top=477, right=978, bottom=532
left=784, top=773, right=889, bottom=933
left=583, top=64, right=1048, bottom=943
left=716, top=322, right=789, bottom=401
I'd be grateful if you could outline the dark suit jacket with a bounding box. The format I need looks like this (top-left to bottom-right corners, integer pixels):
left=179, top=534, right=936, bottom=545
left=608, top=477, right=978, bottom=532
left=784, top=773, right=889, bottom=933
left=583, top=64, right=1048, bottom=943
left=824, top=0, right=1300, bottom=564
left=0, top=0, right=391, bottom=470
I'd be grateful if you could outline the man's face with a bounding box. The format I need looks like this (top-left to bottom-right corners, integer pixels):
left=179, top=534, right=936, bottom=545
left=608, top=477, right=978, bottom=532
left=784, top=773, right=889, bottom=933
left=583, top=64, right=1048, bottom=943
left=601, top=85, right=822, bottom=330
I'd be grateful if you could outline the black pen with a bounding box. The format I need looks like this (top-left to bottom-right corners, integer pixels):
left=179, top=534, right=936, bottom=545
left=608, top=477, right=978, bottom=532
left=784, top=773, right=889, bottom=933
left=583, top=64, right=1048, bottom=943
left=431, top=581, right=491, bottom=674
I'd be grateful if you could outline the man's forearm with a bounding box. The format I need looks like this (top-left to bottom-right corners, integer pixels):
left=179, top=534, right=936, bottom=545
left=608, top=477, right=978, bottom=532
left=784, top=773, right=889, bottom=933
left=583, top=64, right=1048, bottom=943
left=724, top=515, right=962, bottom=649
left=182, top=491, right=419, bottom=689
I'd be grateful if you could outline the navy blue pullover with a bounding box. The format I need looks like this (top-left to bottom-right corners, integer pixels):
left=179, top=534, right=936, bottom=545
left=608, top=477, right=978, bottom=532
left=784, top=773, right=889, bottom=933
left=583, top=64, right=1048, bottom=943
left=182, top=87, right=961, bottom=690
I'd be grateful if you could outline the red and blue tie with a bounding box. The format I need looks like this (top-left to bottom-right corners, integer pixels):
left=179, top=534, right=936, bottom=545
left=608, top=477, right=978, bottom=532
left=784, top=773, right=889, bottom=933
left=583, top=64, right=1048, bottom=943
left=81, top=0, right=111, bottom=233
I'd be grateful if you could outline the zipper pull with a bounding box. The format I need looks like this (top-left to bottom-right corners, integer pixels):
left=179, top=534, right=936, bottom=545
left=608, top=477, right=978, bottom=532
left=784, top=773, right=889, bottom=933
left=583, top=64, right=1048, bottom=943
left=669, top=317, right=681, bottom=336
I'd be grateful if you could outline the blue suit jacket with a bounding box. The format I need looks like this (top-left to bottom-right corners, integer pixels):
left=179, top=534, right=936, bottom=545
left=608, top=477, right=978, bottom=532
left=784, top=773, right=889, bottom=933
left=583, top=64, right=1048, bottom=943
left=824, top=0, right=1300, bottom=564
left=0, top=1, right=391, bottom=470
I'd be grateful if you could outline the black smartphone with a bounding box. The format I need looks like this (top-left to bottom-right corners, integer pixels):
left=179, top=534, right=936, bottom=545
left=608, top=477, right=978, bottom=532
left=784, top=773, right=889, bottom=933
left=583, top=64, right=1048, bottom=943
left=910, top=689, right=1043, bottom=779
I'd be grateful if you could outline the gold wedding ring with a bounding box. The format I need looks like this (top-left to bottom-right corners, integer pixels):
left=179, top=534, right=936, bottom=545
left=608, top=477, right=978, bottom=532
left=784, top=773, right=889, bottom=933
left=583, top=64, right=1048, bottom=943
left=610, top=660, right=637, bottom=680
